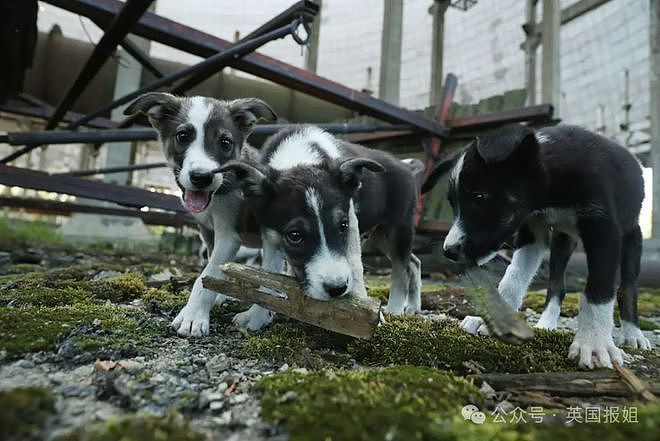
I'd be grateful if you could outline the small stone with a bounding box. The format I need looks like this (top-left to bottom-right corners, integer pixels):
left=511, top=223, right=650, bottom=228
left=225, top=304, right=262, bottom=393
left=92, top=270, right=122, bottom=281
left=229, top=393, right=248, bottom=405
left=209, top=401, right=225, bottom=411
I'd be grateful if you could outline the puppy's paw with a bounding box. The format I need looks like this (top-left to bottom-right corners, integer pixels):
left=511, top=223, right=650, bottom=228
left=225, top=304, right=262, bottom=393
left=460, top=316, right=490, bottom=336
left=171, top=306, right=210, bottom=337
left=233, top=305, right=274, bottom=331
left=383, top=303, right=405, bottom=315
left=568, top=332, right=624, bottom=369
left=618, top=324, right=652, bottom=350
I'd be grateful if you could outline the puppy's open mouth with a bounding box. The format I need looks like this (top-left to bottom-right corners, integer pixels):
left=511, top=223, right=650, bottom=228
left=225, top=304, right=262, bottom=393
left=183, top=190, right=211, bottom=213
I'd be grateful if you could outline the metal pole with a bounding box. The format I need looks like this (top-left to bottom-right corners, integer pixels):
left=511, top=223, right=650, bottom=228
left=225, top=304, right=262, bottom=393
left=651, top=0, right=660, bottom=239
left=0, top=124, right=413, bottom=147
left=68, top=20, right=308, bottom=130
left=378, top=0, right=403, bottom=104
left=42, top=0, right=449, bottom=138
left=1, top=18, right=307, bottom=165
left=541, top=0, right=561, bottom=113
left=429, top=0, right=450, bottom=107
left=45, top=0, right=152, bottom=131
left=55, top=162, right=168, bottom=177
left=172, top=1, right=318, bottom=94
left=0, top=0, right=154, bottom=164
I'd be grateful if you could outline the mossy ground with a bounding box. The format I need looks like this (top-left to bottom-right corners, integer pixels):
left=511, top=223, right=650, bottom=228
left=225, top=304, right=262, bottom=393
left=0, top=387, right=55, bottom=441
left=524, top=290, right=660, bottom=330
left=245, top=316, right=576, bottom=372
left=1, top=221, right=658, bottom=440
left=0, top=218, right=66, bottom=250
left=0, top=267, right=168, bottom=358
left=257, top=367, right=660, bottom=441
left=54, top=412, right=205, bottom=441
left=257, top=366, right=483, bottom=441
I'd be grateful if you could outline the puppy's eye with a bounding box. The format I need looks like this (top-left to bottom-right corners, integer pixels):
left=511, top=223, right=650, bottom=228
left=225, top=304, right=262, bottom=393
left=339, top=219, right=349, bottom=232
left=219, top=137, right=233, bottom=153
left=286, top=230, right=303, bottom=245
left=472, top=191, right=489, bottom=200
left=176, top=129, right=192, bottom=145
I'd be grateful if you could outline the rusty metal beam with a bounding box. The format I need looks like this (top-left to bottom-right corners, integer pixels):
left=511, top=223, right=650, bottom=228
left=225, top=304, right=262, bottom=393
left=0, top=196, right=194, bottom=227
left=0, top=99, right=118, bottom=129
left=448, top=104, right=554, bottom=134
left=170, top=0, right=318, bottom=95
left=0, top=124, right=411, bottom=147
left=0, top=164, right=184, bottom=212
left=1, top=0, right=154, bottom=164
left=41, top=0, right=448, bottom=138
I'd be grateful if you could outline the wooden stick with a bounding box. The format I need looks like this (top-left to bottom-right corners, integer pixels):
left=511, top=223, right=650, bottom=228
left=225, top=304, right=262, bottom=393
left=613, top=361, right=658, bottom=402
left=202, top=263, right=382, bottom=339
left=471, top=371, right=660, bottom=398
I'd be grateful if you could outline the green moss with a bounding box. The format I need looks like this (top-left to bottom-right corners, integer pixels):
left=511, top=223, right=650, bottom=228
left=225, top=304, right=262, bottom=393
left=0, top=218, right=65, bottom=249
left=244, top=324, right=312, bottom=362
left=638, top=292, right=660, bottom=316
left=141, top=288, right=188, bottom=313
left=55, top=412, right=204, bottom=441
left=0, top=304, right=163, bottom=358
left=3, top=263, right=43, bottom=274
left=638, top=318, right=658, bottom=331
left=524, top=291, right=580, bottom=316
left=366, top=281, right=454, bottom=304
left=0, top=387, right=55, bottom=441
left=349, top=316, right=576, bottom=373
left=258, top=367, right=660, bottom=441
left=0, top=269, right=149, bottom=307
left=88, top=273, right=147, bottom=303
left=257, top=366, right=482, bottom=441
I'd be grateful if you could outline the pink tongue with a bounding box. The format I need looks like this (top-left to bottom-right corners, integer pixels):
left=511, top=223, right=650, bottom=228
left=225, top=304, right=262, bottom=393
left=183, top=190, right=211, bottom=213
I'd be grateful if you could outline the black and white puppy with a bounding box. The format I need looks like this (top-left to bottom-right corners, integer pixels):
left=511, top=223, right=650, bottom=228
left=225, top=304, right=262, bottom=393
left=221, top=125, right=422, bottom=329
left=124, top=93, right=278, bottom=336
left=422, top=124, right=651, bottom=369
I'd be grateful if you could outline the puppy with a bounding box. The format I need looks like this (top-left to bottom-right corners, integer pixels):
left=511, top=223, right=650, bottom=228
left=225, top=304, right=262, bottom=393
left=422, top=124, right=651, bottom=369
left=220, top=125, right=422, bottom=329
left=124, top=93, right=278, bottom=336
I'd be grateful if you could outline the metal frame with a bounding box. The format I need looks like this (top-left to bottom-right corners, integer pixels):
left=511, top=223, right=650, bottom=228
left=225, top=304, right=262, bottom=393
left=0, top=0, right=555, bottom=230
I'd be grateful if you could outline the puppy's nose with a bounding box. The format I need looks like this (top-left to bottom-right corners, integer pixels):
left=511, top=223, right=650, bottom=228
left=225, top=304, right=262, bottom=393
left=189, top=170, right=213, bottom=188
left=323, top=282, right=348, bottom=298
left=443, top=244, right=461, bottom=261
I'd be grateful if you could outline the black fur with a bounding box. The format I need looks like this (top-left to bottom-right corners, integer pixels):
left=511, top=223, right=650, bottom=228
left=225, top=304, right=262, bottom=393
left=424, top=123, right=645, bottom=330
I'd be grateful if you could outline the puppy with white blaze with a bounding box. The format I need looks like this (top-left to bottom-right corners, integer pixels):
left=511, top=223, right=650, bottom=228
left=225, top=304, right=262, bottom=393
left=421, top=124, right=651, bottom=369
left=124, top=93, right=278, bottom=336
left=220, top=125, right=422, bottom=329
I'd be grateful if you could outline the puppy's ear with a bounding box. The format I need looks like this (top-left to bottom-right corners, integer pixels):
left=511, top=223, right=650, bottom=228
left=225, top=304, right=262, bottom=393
left=336, top=157, right=385, bottom=192
left=475, top=125, right=538, bottom=164
left=123, top=92, right=180, bottom=129
left=421, top=150, right=464, bottom=194
left=217, top=160, right=274, bottom=197
left=229, top=98, right=278, bottom=134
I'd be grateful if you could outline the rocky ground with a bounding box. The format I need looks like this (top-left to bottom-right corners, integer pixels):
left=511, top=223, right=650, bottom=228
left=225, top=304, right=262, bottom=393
left=1, top=221, right=659, bottom=441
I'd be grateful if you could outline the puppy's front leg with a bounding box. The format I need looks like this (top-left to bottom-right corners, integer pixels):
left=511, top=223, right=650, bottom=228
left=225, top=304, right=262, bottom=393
left=232, top=232, right=282, bottom=331
left=172, top=229, right=241, bottom=337
left=568, top=218, right=623, bottom=369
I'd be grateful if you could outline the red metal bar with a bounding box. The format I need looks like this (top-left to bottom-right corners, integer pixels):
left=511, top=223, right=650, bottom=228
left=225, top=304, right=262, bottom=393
left=414, top=73, right=458, bottom=226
